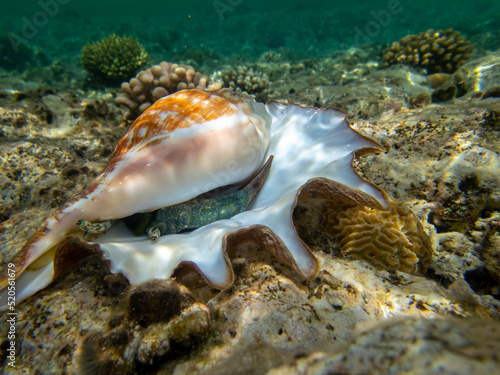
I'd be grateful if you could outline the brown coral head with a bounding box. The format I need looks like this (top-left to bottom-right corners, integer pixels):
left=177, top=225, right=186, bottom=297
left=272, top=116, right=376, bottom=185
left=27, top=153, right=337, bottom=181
left=116, top=61, right=210, bottom=120
left=320, top=180, right=432, bottom=274
left=127, top=280, right=183, bottom=326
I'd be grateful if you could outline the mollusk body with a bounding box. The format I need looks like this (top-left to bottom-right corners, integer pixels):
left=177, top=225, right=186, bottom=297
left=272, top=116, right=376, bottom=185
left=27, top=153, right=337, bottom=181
left=0, top=89, right=389, bottom=309
left=132, top=156, right=274, bottom=238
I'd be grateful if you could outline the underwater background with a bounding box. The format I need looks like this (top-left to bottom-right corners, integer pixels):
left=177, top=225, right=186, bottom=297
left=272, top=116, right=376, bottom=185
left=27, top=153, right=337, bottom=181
left=1, top=0, right=500, bottom=72
left=1, top=0, right=500, bottom=374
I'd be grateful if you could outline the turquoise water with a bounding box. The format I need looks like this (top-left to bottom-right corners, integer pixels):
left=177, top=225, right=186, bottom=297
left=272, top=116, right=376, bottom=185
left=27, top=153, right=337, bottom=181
left=1, top=0, right=499, bottom=71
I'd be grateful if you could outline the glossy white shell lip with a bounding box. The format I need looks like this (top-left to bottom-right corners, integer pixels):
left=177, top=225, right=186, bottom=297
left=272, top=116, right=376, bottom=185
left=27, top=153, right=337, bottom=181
left=0, top=95, right=387, bottom=310
left=94, top=101, right=387, bottom=288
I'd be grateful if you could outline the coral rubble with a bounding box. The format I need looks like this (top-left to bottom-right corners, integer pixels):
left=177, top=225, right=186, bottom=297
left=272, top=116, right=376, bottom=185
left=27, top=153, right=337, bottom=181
left=269, top=318, right=500, bottom=375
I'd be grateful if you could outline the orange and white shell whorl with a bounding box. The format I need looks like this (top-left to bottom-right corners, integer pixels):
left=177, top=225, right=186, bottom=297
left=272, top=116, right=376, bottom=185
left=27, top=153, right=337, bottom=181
left=86, top=89, right=272, bottom=219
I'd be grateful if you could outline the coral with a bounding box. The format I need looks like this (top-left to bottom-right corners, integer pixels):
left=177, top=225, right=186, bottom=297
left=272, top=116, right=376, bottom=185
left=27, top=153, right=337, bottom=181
left=81, top=34, right=148, bottom=85
left=382, top=29, right=473, bottom=74
left=220, top=65, right=270, bottom=101
left=323, top=201, right=432, bottom=274
left=116, top=61, right=209, bottom=120
left=0, top=34, right=34, bottom=70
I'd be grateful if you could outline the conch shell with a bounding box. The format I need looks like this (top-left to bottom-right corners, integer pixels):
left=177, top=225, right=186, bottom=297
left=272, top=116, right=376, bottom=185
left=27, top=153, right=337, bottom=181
left=0, top=89, right=389, bottom=309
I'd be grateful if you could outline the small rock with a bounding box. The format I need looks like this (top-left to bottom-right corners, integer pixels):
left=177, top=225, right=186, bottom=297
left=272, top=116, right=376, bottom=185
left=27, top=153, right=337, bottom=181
left=103, top=273, right=130, bottom=296
left=137, top=324, right=171, bottom=365
left=409, top=93, right=431, bottom=108
left=482, top=85, right=500, bottom=100
left=427, top=73, right=451, bottom=88
left=168, top=303, right=211, bottom=345
left=128, top=280, right=182, bottom=325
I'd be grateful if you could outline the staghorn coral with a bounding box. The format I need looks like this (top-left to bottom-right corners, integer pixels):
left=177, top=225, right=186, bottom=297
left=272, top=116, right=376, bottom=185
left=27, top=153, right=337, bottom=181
left=81, top=34, right=148, bottom=85
left=220, top=65, right=270, bottom=101
left=116, top=61, right=209, bottom=120
left=323, top=200, right=432, bottom=274
left=382, top=29, right=473, bottom=74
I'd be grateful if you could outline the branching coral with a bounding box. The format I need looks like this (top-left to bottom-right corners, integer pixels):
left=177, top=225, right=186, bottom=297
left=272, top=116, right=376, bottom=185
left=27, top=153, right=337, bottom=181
left=116, top=62, right=209, bottom=120
left=220, top=66, right=270, bottom=101
left=323, top=200, right=432, bottom=274
left=81, top=34, right=149, bottom=85
left=382, top=29, right=473, bottom=74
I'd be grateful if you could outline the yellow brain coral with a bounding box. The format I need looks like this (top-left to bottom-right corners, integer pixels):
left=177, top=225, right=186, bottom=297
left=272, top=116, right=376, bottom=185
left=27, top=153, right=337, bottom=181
left=323, top=201, right=432, bottom=274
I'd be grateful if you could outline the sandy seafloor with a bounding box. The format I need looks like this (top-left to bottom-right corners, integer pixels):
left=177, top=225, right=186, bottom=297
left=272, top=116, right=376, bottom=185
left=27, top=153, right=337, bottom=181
left=0, top=8, right=500, bottom=374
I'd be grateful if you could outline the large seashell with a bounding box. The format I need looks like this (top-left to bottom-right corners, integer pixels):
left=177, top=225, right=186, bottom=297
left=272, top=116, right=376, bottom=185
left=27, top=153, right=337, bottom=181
left=0, top=89, right=389, bottom=309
